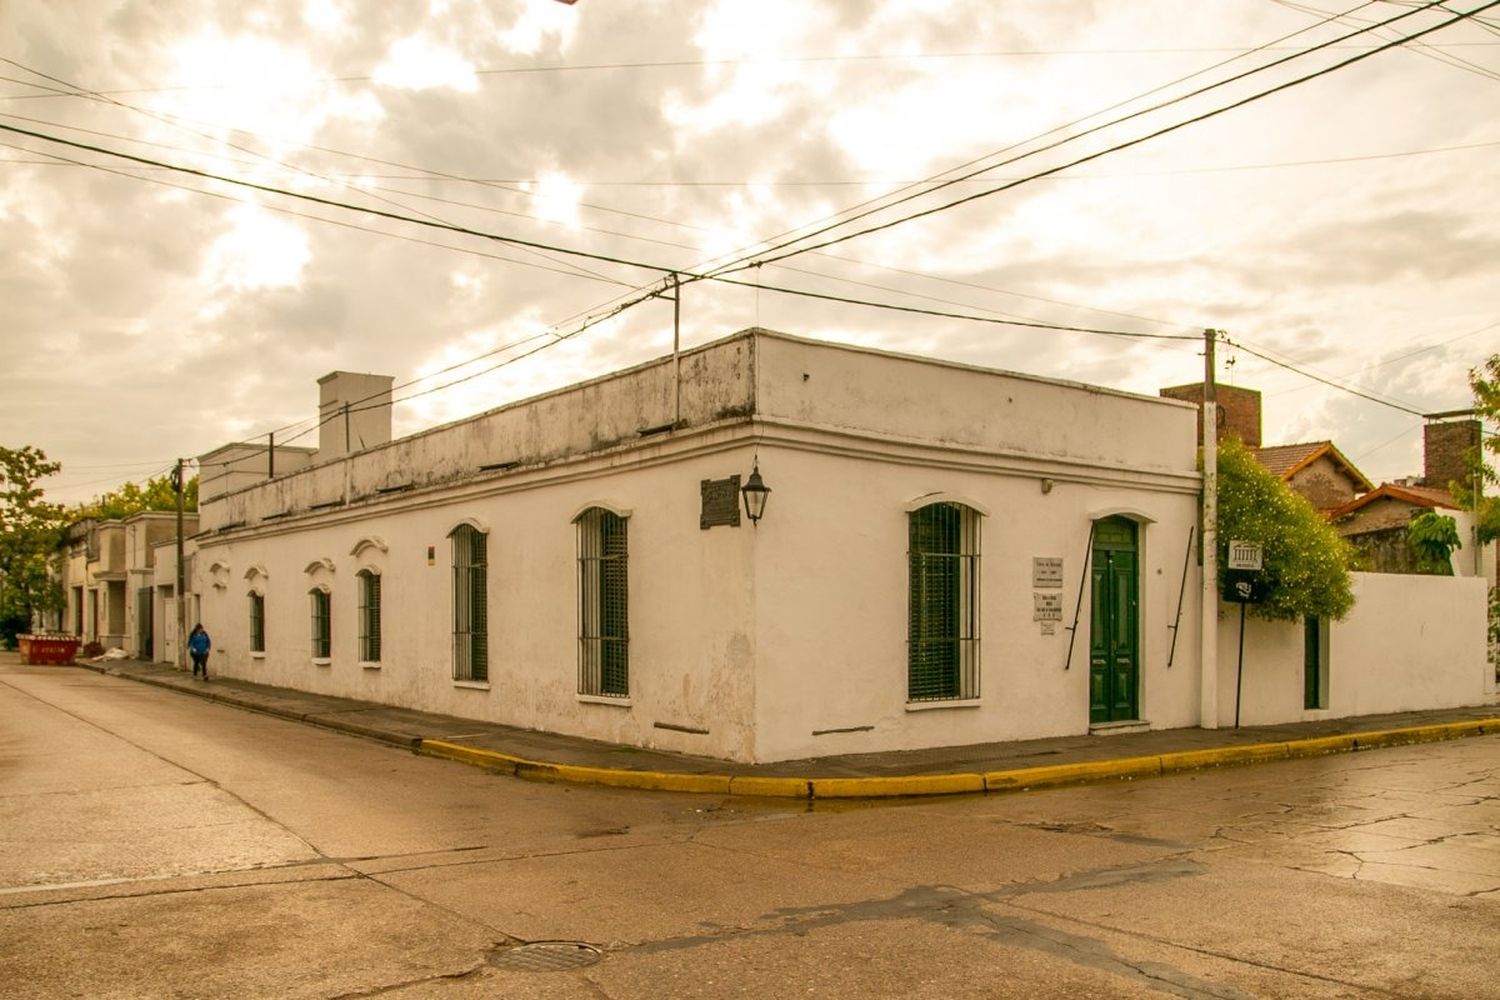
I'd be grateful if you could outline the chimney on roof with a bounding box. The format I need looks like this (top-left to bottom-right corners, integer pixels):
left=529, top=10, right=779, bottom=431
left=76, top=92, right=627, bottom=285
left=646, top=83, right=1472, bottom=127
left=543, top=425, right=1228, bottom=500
left=316, top=371, right=394, bottom=462
left=1421, top=416, right=1480, bottom=495
left=1159, top=383, right=1262, bottom=447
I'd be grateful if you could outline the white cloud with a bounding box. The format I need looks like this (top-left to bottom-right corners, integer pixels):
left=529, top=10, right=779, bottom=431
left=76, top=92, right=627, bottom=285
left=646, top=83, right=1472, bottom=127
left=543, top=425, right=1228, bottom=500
left=201, top=204, right=311, bottom=292
left=373, top=35, right=478, bottom=92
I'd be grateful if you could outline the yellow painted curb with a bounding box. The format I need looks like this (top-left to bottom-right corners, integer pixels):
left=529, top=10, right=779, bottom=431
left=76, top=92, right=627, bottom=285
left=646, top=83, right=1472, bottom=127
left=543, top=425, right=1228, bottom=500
left=808, top=772, right=985, bottom=799
left=1160, top=742, right=1291, bottom=773
left=1286, top=734, right=1359, bottom=756
left=1352, top=722, right=1481, bottom=750
left=984, top=755, right=1163, bottom=792
left=523, top=762, right=733, bottom=795
left=419, top=739, right=525, bottom=774
left=416, top=719, right=1499, bottom=799
left=729, top=775, right=813, bottom=799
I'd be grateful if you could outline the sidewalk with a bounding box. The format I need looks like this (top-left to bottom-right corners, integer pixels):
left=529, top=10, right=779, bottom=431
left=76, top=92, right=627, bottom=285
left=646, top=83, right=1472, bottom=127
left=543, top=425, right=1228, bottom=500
left=57, top=654, right=1500, bottom=799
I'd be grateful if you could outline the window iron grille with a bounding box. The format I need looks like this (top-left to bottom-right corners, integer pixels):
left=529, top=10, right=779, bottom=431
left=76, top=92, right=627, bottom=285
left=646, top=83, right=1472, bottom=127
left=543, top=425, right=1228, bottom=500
left=577, top=508, right=628, bottom=697
left=908, top=502, right=980, bottom=702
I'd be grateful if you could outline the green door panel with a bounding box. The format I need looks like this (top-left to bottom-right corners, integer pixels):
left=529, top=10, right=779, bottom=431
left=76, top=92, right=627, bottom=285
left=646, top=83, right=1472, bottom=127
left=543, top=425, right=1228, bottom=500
left=1089, top=518, right=1140, bottom=724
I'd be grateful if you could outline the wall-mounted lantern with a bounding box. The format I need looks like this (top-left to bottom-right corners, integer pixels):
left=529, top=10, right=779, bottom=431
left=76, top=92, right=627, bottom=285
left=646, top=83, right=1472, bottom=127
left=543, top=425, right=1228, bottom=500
left=741, top=463, right=771, bottom=524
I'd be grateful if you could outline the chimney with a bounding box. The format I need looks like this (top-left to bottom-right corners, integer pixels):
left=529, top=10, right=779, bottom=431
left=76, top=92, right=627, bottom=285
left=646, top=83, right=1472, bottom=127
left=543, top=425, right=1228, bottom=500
left=317, top=371, right=395, bottom=462
left=1159, top=383, right=1262, bottom=447
left=1422, top=418, right=1479, bottom=494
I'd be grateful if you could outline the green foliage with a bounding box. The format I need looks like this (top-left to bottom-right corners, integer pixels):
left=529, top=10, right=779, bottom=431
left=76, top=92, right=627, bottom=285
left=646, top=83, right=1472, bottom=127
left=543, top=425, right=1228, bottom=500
left=72, top=471, right=197, bottom=521
left=0, top=445, right=66, bottom=643
left=1463, top=356, right=1500, bottom=543
left=1406, top=510, right=1461, bottom=575
left=1216, top=438, right=1355, bottom=622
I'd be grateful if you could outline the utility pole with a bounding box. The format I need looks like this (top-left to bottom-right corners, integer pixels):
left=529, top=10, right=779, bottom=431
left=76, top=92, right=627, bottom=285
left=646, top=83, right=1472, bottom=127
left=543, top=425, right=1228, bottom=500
left=174, top=458, right=187, bottom=670
left=1200, top=329, right=1219, bottom=729
left=671, top=273, right=682, bottom=427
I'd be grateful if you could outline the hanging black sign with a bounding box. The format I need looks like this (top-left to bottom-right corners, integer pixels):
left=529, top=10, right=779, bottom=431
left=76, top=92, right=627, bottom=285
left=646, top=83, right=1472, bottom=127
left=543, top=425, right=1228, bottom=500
left=1222, top=569, right=1268, bottom=604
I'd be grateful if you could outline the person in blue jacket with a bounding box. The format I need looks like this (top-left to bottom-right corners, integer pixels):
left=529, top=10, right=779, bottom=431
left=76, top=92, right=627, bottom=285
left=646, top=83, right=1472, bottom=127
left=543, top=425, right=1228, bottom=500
left=188, top=624, right=212, bottom=680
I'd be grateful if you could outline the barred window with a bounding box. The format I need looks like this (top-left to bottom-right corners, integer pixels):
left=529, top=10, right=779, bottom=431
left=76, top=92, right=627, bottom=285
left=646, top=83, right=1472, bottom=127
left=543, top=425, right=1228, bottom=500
left=249, top=592, right=265, bottom=653
left=451, top=524, right=488, bottom=682
left=577, top=507, right=628, bottom=697
left=310, top=588, right=331, bottom=659
left=357, top=570, right=382, bottom=663
left=908, top=502, right=981, bottom=702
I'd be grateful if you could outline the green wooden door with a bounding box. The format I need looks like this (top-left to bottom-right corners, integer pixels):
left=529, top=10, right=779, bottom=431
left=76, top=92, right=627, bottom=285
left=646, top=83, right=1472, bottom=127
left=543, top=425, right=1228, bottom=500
left=1089, top=518, right=1139, bottom=723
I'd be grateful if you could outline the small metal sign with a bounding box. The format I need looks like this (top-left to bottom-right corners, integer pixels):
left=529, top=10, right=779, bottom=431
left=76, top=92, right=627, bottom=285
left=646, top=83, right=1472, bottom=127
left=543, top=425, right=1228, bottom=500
left=1222, top=570, right=1268, bottom=604
left=1227, top=539, right=1264, bottom=571
left=700, top=475, right=741, bottom=529
left=1033, top=592, right=1064, bottom=621
left=1032, top=556, right=1064, bottom=588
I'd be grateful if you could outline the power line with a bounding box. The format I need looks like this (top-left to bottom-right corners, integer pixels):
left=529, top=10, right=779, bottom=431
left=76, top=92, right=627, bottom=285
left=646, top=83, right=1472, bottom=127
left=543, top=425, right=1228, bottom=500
left=1224, top=336, right=1427, bottom=414
left=274, top=284, right=669, bottom=448
left=690, top=0, right=1403, bottom=281
left=709, top=276, right=1200, bottom=341
left=0, top=120, right=686, bottom=278
left=705, top=0, right=1496, bottom=278
left=501, top=1, right=1396, bottom=353
left=7, top=41, right=1499, bottom=102
left=1274, top=0, right=1500, bottom=79
left=1269, top=317, right=1500, bottom=398
left=0, top=140, right=639, bottom=288
left=0, top=57, right=620, bottom=288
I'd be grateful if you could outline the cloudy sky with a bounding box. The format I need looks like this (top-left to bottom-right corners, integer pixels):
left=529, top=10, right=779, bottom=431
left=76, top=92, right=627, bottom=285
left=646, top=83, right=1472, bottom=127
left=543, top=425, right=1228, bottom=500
left=2, top=0, right=1497, bottom=504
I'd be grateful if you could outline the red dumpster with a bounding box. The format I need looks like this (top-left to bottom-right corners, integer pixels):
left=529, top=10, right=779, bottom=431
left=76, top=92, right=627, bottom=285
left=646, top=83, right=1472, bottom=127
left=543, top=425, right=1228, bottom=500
left=18, top=634, right=82, bottom=665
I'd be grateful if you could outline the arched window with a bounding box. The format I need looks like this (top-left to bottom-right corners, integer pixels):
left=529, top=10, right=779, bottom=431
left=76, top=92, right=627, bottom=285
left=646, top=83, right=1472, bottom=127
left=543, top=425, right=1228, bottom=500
left=908, top=502, right=981, bottom=702
left=357, top=569, right=382, bottom=664
left=450, top=523, right=488, bottom=682
left=576, top=507, right=628, bottom=697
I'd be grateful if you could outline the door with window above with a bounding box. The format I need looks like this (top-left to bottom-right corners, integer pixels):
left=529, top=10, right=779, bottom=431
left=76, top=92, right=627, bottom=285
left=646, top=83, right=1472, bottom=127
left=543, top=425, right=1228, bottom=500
left=1089, top=517, right=1139, bottom=723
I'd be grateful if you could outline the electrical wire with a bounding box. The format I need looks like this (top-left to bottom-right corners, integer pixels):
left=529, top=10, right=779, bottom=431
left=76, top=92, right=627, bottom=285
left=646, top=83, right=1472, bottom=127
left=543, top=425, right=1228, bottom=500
left=704, top=0, right=1496, bottom=279
left=0, top=57, right=619, bottom=287
left=1223, top=336, right=1427, bottom=414
left=0, top=120, right=686, bottom=277
left=690, top=0, right=1404, bottom=281
left=708, top=276, right=1200, bottom=341
left=0, top=140, right=639, bottom=288
left=1275, top=0, right=1500, bottom=79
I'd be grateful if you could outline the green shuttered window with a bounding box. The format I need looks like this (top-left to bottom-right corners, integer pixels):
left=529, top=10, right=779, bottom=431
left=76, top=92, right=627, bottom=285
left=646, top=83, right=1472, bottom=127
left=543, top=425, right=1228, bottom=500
left=249, top=592, right=265, bottom=653
left=908, top=502, right=981, bottom=702
left=577, top=507, right=629, bottom=697
left=358, top=570, right=382, bottom=663
left=451, top=524, right=488, bottom=682
left=310, top=588, right=331, bottom=658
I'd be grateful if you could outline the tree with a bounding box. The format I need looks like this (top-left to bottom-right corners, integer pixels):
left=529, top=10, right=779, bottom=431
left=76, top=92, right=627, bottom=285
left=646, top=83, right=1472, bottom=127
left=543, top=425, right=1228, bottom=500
left=1461, top=356, right=1500, bottom=543
left=1407, top=510, right=1461, bottom=575
left=1216, top=437, right=1355, bottom=622
left=0, top=446, right=66, bottom=645
left=72, top=470, right=197, bottom=521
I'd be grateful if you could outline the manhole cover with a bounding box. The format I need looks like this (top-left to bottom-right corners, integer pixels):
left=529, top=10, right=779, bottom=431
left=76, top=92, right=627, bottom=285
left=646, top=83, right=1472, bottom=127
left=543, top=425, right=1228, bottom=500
left=489, top=941, right=602, bottom=972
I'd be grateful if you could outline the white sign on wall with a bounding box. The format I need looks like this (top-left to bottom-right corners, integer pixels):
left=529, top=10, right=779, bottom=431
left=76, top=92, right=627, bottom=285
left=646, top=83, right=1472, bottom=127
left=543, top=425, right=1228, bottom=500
left=1032, top=557, right=1064, bottom=588
left=1228, top=540, right=1264, bottom=571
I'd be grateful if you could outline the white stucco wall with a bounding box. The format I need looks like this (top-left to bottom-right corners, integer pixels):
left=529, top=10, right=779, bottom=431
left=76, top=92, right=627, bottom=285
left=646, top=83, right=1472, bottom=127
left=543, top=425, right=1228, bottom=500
left=198, top=443, right=763, bottom=759
left=748, top=443, right=1202, bottom=761
left=1215, top=572, right=1490, bottom=727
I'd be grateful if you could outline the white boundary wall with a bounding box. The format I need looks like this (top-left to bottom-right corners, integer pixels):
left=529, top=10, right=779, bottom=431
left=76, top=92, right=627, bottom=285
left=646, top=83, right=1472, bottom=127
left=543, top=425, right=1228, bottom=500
left=1216, top=572, right=1493, bottom=727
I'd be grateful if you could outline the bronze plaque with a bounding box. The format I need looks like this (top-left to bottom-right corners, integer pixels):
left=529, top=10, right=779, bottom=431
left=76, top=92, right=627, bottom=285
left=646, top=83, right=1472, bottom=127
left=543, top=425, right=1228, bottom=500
left=700, top=475, right=741, bottom=529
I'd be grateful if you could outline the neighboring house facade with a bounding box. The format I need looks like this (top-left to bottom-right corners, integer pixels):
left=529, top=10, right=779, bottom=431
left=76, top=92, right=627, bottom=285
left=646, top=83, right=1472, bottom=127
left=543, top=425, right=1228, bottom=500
left=53, top=511, right=199, bottom=659
left=1250, top=441, right=1373, bottom=514
left=187, top=329, right=1494, bottom=762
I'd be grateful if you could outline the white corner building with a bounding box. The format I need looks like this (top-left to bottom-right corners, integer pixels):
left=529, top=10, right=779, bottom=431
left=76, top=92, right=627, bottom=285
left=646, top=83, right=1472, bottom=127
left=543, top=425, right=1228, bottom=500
left=191, top=328, right=1493, bottom=763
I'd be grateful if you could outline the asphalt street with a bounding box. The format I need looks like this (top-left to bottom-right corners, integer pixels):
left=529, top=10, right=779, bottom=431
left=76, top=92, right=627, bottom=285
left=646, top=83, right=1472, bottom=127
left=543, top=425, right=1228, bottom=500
left=2, top=661, right=1497, bottom=998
